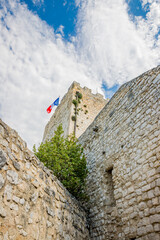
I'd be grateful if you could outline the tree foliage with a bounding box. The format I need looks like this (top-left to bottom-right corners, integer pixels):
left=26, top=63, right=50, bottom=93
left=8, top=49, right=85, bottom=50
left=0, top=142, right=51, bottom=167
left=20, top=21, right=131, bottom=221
left=33, top=125, right=88, bottom=200
left=72, top=91, right=83, bottom=135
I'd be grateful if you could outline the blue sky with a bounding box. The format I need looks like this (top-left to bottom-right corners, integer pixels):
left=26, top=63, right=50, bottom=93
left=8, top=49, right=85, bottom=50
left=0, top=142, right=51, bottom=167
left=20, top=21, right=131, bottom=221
left=20, top=0, right=79, bottom=39
left=0, top=0, right=159, bottom=148
left=127, top=0, right=150, bottom=19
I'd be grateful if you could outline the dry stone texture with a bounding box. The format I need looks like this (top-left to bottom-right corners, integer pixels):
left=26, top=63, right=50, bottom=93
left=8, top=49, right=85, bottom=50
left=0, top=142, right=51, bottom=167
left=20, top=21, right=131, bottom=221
left=0, top=119, right=90, bottom=240
left=43, top=81, right=108, bottom=141
left=79, top=66, right=160, bottom=240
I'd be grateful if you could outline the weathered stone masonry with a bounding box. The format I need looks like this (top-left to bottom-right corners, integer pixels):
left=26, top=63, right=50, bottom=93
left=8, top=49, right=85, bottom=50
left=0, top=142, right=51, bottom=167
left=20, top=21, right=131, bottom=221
left=79, top=66, right=160, bottom=240
left=0, top=119, right=90, bottom=240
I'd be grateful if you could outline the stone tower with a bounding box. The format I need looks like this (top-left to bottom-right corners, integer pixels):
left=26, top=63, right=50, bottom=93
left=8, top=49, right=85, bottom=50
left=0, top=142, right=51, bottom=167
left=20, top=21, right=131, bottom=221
left=43, top=81, right=108, bottom=142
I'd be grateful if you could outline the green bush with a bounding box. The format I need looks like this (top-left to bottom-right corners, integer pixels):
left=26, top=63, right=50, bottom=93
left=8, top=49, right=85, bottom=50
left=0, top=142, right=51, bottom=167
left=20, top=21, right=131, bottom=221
left=76, top=91, right=82, bottom=99
left=71, top=115, right=76, bottom=121
left=72, top=99, right=78, bottom=107
left=33, top=125, right=88, bottom=200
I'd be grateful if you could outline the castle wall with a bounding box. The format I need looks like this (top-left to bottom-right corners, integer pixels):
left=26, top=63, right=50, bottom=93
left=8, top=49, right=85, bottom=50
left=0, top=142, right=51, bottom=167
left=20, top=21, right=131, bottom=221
left=68, top=82, right=108, bottom=139
left=79, top=66, right=160, bottom=240
left=43, top=86, right=73, bottom=142
left=43, top=82, right=108, bottom=142
left=0, top=119, right=90, bottom=240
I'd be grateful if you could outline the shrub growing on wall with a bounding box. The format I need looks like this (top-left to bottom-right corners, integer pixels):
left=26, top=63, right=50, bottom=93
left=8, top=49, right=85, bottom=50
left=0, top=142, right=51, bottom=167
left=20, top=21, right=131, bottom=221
left=72, top=91, right=83, bottom=136
left=33, top=125, right=88, bottom=200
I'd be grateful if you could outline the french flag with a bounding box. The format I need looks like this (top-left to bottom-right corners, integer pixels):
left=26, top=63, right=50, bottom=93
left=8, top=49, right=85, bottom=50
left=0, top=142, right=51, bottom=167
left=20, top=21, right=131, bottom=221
left=47, top=97, right=60, bottom=113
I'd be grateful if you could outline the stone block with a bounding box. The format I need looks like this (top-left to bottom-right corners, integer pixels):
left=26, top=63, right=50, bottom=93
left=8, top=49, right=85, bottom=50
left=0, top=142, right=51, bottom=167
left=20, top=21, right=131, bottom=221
left=0, top=125, right=5, bottom=136
left=4, top=184, right=12, bottom=200
left=142, top=192, right=148, bottom=201
left=150, top=214, right=160, bottom=224
left=150, top=207, right=156, bottom=215
left=150, top=181, right=156, bottom=188
left=154, top=223, right=160, bottom=232
left=147, top=169, right=156, bottom=178
left=11, top=143, right=18, bottom=153
left=147, top=233, right=160, bottom=240
left=19, top=229, right=28, bottom=236
left=31, top=192, right=38, bottom=203
left=25, top=202, right=30, bottom=212
left=137, top=226, right=146, bottom=236
left=142, top=217, right=150, bottom=226
left=148, top=190, right=154, bottom=199
left=139, top=202, right=147, bottom=210
left=13, top=161, right=20, bottom=171
left=152, top=197, right=159, bottom=206
left=147, top=200, right=153, bottom=208
left=130, top=211, right=137, bottom=219
left=0, top=150, right=7, bottom=169
left=0, top=207, right=6, bottom=217
left=156, top=179, right=160, bottom=186
left=132, top=172, right=139, bottom=181
left=47, top=220, right=52, bottom=228
left=46, top=207, right=54, bottom=217
left=0, top=139, right=8, bottom=147
left=19, top=198, right=25, bottom=205
left=32, top=179, right=39, bottom=188
left=128, top=186, right=134, bottom=194
left=0, top=173, right=5, bottom=189
left=10, top=203, right=18, bottom=211
left=12, top=195, right=20, bottom=203
left=155, top=206, right=160, bottom=213
left=142, top=184, right=151, bottom=192
left=144, top=208, right=150, bottom=217
left=145, top=224, right=154, bottom=233
left=7, top=170, right=19, bottom=185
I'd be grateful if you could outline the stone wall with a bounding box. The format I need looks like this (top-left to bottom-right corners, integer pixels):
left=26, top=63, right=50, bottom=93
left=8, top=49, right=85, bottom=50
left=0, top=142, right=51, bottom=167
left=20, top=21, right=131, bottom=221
left=43, top=82, right=108, bottom=142
left=79, top=66, right=160, bottom=240
left=43, top=85, right=73, bottom=142
left=0, top=119, right=90, bottom=240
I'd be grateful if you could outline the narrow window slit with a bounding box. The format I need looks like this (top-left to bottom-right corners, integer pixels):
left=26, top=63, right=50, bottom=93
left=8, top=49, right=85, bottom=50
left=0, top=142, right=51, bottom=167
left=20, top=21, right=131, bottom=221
left=105, top=167, right=116, bottom=207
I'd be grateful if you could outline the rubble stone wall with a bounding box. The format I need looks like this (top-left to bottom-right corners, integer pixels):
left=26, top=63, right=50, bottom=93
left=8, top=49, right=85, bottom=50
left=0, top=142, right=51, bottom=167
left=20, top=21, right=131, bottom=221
left=0, top=119, right=90, bottom=240
left=79, top=66, right=160, bottom=240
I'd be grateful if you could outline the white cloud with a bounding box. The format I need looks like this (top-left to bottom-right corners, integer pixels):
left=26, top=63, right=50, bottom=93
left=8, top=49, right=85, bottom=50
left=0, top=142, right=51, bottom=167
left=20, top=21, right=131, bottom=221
left=32, top=0, right=44, bottom=6
left=138, top=1, right=160, bottom=39
left=0, top=0, right=159, bottom=149
left=75, top=0, right=160, bottom=87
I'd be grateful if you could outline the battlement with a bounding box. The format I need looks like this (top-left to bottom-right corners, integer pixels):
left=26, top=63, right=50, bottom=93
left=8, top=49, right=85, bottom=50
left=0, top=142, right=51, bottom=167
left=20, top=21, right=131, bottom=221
left=70, top=81, right=105, bottom=99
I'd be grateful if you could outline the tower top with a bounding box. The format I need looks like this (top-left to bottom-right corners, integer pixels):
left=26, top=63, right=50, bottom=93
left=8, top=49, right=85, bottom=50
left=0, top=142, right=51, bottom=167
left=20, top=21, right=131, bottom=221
left=43, top=81, right=108, bottom=142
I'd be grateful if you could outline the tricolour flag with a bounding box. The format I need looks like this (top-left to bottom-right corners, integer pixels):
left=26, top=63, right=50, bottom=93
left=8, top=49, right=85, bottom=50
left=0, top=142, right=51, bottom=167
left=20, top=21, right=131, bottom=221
left=47, top=97, right=60, bottom=113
